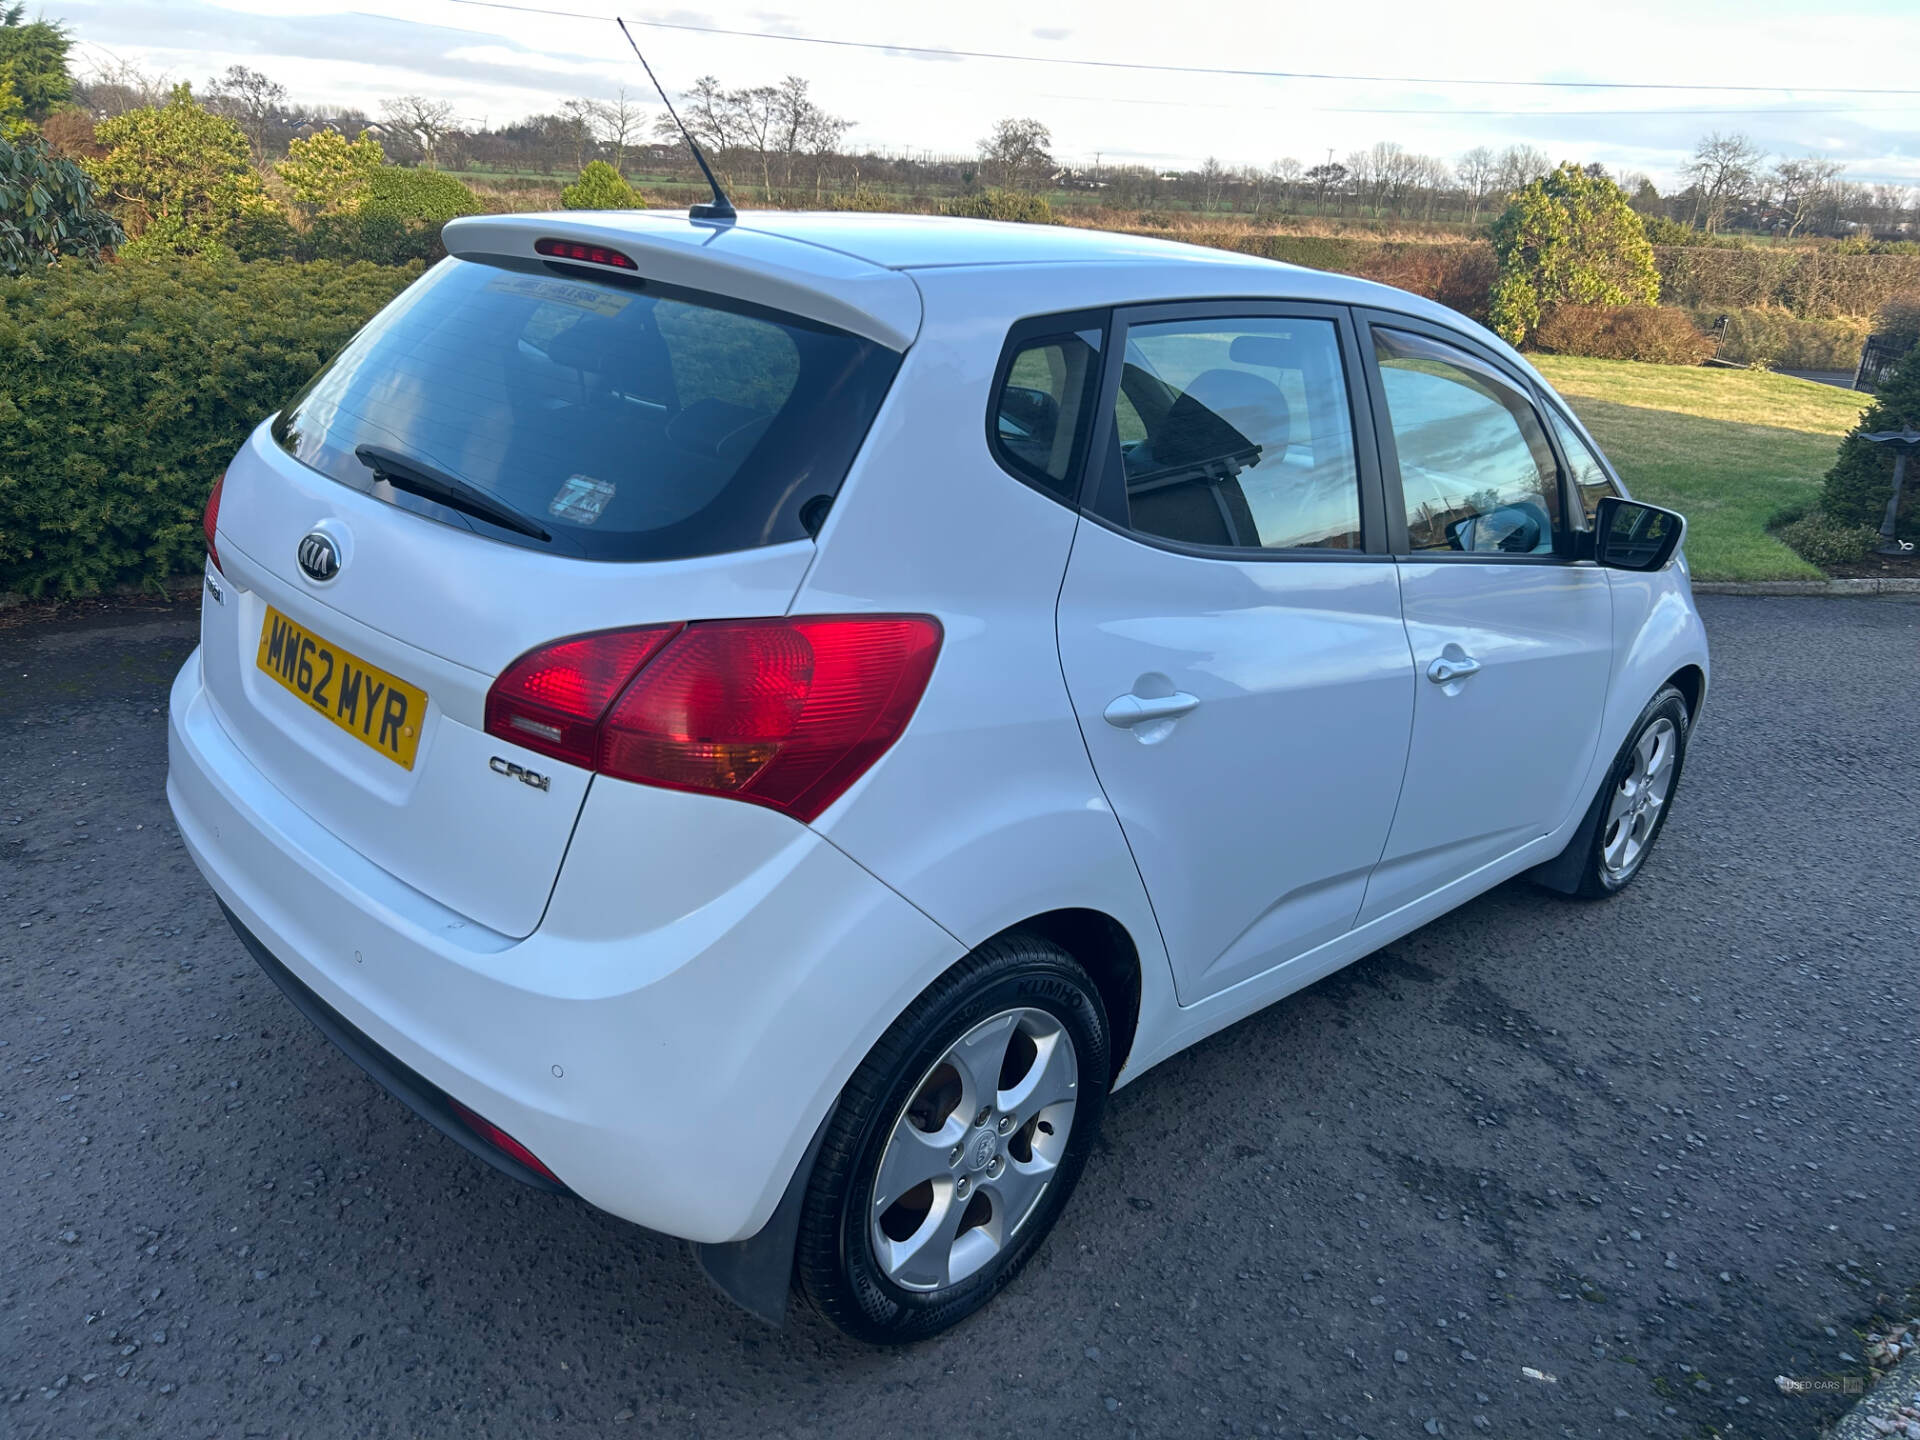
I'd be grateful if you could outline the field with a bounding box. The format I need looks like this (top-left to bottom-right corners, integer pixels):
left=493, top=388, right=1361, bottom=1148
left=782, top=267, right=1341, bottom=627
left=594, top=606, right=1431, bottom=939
left=1531, top=356, right=1869, bottom=581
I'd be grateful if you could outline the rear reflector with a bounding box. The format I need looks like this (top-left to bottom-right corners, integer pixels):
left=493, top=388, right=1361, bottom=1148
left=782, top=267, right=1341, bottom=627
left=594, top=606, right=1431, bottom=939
left=449, top=1100, right=561, bottom=1184
left=484, top=616, right=942, bottom=823
left=203, top=472, right=225, bottom=573
left=534, top=237, right=639, bottom=269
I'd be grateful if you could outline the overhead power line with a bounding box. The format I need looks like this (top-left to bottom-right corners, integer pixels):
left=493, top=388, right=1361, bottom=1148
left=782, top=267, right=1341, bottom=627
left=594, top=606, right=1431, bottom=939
left=439, top=0, right=1920, bottom=98
left=1030, top=90, right=1914, bottom=119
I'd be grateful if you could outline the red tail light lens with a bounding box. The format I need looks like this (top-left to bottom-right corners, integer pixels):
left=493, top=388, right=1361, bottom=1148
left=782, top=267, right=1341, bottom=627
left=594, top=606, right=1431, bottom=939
left=203, top=472, right=225, bottom=573
left=484, top=625, right=680, bottom=768
left=484, top=617, right=942, bottom=823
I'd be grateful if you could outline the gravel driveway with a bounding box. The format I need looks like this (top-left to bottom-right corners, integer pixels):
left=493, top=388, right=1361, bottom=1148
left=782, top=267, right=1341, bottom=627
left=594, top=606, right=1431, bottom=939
left=3, top=593, right=1916, bottom=1439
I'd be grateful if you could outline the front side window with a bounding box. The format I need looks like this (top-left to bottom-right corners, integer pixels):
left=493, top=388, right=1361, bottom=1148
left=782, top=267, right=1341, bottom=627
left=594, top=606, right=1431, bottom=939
left=272, top=257, right=900, bottom=562
left=1374, top=328, right=1562, bottom=556
left=1111, top=316, right=1362, bottom=552
left=991, top=330, right=1102, bottom=500
left=1546, top=405, right=1623, bottom=528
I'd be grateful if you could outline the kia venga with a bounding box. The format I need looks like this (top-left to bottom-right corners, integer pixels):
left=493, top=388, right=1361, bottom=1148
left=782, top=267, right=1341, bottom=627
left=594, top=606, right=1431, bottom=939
left=168, top=210, right=1707, bottom=1342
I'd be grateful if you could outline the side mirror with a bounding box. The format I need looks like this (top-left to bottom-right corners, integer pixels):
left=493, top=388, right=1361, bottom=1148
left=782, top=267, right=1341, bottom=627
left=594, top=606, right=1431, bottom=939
left=1592, top=496, right=1686, bottom=571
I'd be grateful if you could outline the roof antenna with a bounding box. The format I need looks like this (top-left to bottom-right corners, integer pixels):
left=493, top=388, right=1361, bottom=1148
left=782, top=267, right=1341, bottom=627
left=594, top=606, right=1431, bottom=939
left=616, top=17, right=735, bottom=224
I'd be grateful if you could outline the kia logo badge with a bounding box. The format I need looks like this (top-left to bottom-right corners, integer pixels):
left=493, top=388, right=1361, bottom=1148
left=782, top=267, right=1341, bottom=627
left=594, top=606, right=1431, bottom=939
left=297, top=531, right=340, bottom=582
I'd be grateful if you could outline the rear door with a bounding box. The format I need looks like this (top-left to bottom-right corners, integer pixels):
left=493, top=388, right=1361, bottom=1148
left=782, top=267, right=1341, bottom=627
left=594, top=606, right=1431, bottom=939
left=1353, top=314, right=1614, bottom=925
left=202, top=253, right=904, bottom=938
left=1054, top=302, right=1416, bottom=1005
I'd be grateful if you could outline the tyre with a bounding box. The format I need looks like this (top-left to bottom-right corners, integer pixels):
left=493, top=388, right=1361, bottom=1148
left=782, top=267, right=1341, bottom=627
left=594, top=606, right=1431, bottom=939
left=1570, top=685, right=1691, bottom=898
left=794, top=932, right=1110, bottom=1343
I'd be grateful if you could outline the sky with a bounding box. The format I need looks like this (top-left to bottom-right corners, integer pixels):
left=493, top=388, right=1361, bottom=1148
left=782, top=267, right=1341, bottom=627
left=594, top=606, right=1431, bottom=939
left=52, top=0, right=1920, bottom=188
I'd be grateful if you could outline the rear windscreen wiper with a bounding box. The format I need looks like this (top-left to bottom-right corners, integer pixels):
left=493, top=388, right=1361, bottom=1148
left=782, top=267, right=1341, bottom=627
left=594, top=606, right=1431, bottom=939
left=354, top=444, right=552, bottom=543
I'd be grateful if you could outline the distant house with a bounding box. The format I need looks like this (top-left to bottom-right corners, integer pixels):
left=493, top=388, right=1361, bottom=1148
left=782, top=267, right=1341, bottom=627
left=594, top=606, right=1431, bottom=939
left=1050, top=167, right=1108, bottom=190
left=295, top=118, right=392, bottom=142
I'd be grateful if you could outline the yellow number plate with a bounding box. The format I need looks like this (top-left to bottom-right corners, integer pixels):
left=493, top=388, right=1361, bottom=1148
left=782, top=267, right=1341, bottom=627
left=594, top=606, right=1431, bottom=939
left=256, top=606, right=429, bottom=770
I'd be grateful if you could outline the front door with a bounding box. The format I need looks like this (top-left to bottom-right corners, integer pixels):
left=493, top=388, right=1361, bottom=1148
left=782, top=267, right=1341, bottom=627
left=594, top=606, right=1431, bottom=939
left=1354, top=318, right=1614, bottom=925
left=1055, top=303, right=1415, bottom=1005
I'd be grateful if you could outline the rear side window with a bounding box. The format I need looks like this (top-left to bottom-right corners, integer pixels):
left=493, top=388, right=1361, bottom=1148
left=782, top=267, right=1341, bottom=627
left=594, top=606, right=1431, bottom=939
left=1113, top=315, right=1363, bottom=552
left=990, top=325, right=1103, bottom=502
left=272, top=257, right=900, bottom=562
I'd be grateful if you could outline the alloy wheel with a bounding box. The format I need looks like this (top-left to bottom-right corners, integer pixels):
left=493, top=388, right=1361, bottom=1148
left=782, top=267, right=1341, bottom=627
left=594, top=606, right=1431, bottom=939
left=868, top=1008, right=1079, bottom=1293
left=1601, top=716, right=1677, bottom=883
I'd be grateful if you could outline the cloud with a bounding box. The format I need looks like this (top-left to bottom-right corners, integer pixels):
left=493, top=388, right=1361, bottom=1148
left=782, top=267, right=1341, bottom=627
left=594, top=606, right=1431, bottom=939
left=62, top=0, right=642, bottom=108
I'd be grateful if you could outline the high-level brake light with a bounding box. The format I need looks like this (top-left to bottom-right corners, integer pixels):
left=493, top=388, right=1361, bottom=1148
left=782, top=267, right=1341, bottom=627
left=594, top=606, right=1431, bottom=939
left=534, top=237, right=639, bottom=270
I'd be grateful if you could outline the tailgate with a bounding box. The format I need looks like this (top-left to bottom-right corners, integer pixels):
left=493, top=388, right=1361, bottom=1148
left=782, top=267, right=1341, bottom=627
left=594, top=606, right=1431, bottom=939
left=200, top=423, right=815, bottom=938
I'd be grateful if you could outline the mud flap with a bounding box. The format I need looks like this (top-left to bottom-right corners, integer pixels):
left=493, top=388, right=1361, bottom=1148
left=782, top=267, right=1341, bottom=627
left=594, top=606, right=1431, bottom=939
left=1528, top=768, right=1610, bottom=895
left=690, top=1111, right=832, bottom=1326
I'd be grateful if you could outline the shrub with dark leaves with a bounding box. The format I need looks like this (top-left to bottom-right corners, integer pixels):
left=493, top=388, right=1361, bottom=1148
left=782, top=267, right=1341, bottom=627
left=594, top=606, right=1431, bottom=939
left=0, top=255, right=416, bottom=596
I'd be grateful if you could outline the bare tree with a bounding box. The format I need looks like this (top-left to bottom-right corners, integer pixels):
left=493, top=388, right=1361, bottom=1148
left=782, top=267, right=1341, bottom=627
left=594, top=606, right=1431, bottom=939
left=1199, top=155, right=1225, bottom=210
left=204, top=64, right=286, bottom=160
left=1273, top=156, right=1303, bottom=208
left=1772, top=156, right=1844, bottom=238
left=589, top=87, right=645, bottom=175
left=1494, top=144, right=1551, bottom=195
left=657, top=76, right=735, bottom=154
left=978, top=117, right=1053, bottom=191
left=801, top=103, right=852, bottom=202
left=1414, top=153, right=1451, bottom=220
left=1683, top=131, right=1764, bottom=234
left=1456, top=145, right=1497, bottom=221
left=558, top=97, right=598, bottom=171
left=768, top=76, right=850, bottom=197
left=381, top=94, right=457, bottom=168
left=72, top=51, right=173, bottom=118
left=1348, top=144, right=1420, bottom=217
left=729, top=84, right=780, bottom=198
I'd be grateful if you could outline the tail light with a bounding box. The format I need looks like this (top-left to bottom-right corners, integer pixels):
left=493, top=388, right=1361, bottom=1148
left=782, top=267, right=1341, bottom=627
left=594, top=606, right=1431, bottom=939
left=203, top=472, right=225, bottom=573
left=485, top=616, right=942, bottom=823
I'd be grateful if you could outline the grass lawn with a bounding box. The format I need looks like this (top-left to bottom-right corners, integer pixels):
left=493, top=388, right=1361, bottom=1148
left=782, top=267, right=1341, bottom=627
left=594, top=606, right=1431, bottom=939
left=1530, top=356, right=1869, bottom=581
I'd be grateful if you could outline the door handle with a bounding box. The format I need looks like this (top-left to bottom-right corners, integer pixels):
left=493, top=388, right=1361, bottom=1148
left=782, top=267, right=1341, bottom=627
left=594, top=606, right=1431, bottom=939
left=1103, top=691, right=1200, bottom=728
left=1426, top=653, right=1483, bottom=685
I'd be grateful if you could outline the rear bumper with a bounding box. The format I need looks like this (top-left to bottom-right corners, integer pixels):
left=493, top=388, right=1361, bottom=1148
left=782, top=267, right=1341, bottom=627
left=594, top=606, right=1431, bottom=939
left=167, top=647, right=962, bottom=1243
left=217, top=897, right=570, bottom=1194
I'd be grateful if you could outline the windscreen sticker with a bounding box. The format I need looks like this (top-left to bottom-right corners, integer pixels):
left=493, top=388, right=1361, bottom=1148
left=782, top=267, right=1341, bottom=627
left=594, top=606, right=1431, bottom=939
left=548, top=474, right=616, bottom=525
left=485, top=273, right=633, bottom=316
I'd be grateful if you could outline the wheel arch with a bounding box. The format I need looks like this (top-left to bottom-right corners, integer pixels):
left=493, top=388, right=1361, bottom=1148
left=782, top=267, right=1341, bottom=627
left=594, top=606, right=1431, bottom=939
left=987, top=907, right=1142, bottom=1084
left=1665, top=663, right=1706, bottom=723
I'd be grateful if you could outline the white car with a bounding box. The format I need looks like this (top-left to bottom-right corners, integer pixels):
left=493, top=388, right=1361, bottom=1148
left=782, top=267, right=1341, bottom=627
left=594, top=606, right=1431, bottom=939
left=168, top=211, right=1707, bottom=1343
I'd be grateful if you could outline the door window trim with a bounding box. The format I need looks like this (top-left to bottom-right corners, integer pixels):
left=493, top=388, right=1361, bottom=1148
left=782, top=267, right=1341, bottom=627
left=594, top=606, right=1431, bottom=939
left=1079, top=298, right=1393, bottom=563
left=1538, top=395, right=1629, bottom=532
left=1354, top=307, right=1582, bottom=565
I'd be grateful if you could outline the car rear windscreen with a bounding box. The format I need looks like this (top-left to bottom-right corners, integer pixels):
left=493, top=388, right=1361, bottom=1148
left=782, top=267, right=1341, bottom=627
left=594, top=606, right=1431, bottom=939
left=271, top=255, right=902, bottom=561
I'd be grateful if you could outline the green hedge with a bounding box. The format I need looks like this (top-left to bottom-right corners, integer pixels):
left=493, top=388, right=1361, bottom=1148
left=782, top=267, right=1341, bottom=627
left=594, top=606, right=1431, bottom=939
left=943, top=189, right=1056, bottom=223
left=1531, top=304, right=1714, bottom=365
left=1654, top=246, right=1920, bottom=318
left=0, top=256, right=416, bottom=597
left=1691, top=307, right=1871, bottom=371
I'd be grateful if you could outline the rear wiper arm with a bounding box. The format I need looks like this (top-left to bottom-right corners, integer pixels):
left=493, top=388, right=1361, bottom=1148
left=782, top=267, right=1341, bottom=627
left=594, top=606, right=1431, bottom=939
left=354, top=444, right=551, bottom=543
